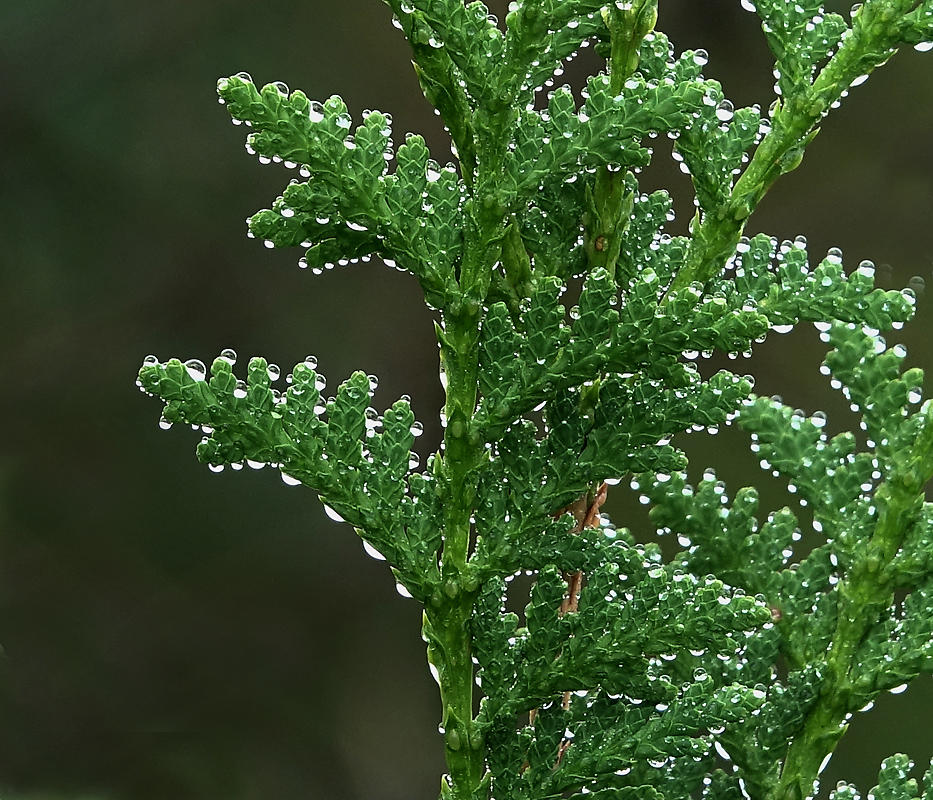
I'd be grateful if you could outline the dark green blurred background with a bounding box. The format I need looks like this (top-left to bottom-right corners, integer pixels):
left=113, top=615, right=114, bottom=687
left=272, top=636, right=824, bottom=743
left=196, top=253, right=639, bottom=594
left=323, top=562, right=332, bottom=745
left=1, top=1, right=932, bottom=798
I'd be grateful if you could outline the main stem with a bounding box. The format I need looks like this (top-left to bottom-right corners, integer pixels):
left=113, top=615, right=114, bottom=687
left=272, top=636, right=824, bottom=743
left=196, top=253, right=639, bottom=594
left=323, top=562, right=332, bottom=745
left=427, top=292, right=485, bottom=798
left=426, top=101, right=513, bottom=797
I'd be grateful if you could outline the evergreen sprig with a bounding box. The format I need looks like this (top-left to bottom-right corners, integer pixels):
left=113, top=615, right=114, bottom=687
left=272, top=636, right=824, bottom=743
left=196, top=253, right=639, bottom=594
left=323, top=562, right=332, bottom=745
left=139, top=1, right=933, bottom=798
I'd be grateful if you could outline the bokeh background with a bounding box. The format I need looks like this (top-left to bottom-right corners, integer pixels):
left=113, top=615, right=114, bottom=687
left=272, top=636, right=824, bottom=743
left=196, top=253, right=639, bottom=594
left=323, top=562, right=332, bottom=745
left=2, top=1, right=932, bottom=798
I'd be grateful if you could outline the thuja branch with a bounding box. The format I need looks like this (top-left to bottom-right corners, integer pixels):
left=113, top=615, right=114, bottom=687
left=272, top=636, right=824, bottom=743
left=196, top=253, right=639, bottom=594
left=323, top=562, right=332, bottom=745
left=137, top=2, right=933, bottom=799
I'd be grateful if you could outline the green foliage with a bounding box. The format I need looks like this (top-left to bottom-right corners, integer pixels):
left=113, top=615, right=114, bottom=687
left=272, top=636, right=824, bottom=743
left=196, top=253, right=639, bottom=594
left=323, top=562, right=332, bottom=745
left=138, top=1, right=933, bottom=798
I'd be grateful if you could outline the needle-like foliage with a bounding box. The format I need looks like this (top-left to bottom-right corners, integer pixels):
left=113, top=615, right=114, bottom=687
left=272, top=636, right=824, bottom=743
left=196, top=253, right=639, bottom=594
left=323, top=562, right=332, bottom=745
left=138, top=1, right=933, bottom=798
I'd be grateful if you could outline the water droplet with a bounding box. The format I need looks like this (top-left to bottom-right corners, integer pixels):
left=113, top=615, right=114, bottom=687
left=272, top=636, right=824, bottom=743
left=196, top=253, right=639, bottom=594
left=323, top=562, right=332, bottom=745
left=158, top=416, right=172, bottom=430
left=323, top=504, right=345, bottom=523
left=281, top=472, right=301, bottom=486
left=185, top=359, right=207, bottom=381
left=410, top=421, right=423, bottom=437
left=363, top=540, right=386, bottom=560
left=716, top=99, right=734, bottom=122
left=267, top=363, right=281, bottom=381
left=364, top=408, right=381, bottom=431
left=693, top=49, right=709, bottom=66
left=304, top=354, right=318, bottom=370
left=220, top=348, right=237, bottom=364
left=889, top=683, right=908, bottom=694
left=826, top=247, right=843, bottom=264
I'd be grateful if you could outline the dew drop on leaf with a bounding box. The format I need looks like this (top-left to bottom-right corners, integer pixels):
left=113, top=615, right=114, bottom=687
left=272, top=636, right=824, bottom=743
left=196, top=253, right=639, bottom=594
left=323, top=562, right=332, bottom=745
left=715, top=100, right=734, bottom=122
left=363, top=540, right=386, bottom=560
left=185, top=359, right=207, bottom=381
